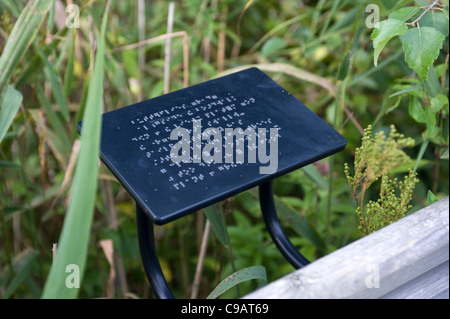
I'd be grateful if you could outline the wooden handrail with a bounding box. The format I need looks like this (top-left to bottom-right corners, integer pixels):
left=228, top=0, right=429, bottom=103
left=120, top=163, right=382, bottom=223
left=244, top=197, right=449, bottom=299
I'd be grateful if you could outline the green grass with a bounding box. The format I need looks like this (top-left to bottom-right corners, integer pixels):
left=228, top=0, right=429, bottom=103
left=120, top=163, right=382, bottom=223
left=0, top=0, right=448, bottom=299
left=41, top=0, right=111, bottom=299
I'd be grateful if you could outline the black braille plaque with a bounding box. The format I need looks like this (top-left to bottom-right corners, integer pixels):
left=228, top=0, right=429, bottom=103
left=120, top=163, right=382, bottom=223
left=78, top=68, right=346, bottom=225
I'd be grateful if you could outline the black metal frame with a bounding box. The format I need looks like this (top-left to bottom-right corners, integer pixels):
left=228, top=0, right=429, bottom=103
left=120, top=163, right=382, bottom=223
left=136, top=180, right=310, bottom=299
left=259, top=181, right=310, bottom=269
left=136, top=204, right=174, bottom=299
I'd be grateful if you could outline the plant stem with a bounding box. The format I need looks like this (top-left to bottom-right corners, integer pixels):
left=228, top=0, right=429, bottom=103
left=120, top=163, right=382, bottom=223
left=442, top=54, right=449, bottom=92
left=190, top=220, right=211, bottom=299
left=407, top=0, right=441, bottom=26
left=164, top=2, right=175, bottom=94
left=359, top=185, right=369, bottom=236
left=219, top=203, right=240, bottom=297
left=327, top=72, right=350, bottom=244
left=137, top=0, right=145, bottom=101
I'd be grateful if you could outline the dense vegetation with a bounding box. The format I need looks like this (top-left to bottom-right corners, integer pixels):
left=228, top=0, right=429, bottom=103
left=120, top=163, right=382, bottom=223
left=0, top=0, right=448, bottom=299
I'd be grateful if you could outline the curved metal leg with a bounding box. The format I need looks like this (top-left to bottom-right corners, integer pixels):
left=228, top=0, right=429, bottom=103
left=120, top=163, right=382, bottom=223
left=259, top=181, right=310, bottom=269
left=136, top=181, right=308, bottom=298
left=136, top=204, right=174, bottom=299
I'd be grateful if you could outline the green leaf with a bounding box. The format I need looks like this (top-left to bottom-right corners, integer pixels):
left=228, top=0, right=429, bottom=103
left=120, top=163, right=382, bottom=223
left=441, top=147, right=449, bottom=160
left=0, top=0, right=23, bottom=17
left=261, top=37, right=287, bottom=58
left=420, top=10, right=449, bottom=36
left=274, top=195, right=326, bottom=251
left=121, top=50, right=140, bottom=79
left=425, top=107, right=437, bottom=138
left=424, top=65, right=442, bottom=98
left=378, top=0, right=397, bottom=11
left=408, top=96, right=426, bottom=123
left=389, top=158, right=431, bottom=175
left=63, top=28, right=76, bottom=98
left=0, top=0, right=52, bottom=145
left=388, top=7, right=420, bottom=22
left=427, top=190, right=438, bottom=205
left=413, top=139, right=429, bottom=172
left=374, top=90, right=402, bottom=125
left=430, top=93, right=448, bottom=113
left=2, top=248, right=39, bottom=299
left=389, top=83, right=423, bottom=98
left=34, top=44, right=70, bottom=122
left=0, top=0, right=53, bottom=94
left=41, top=0, right=111, bottom=299
left=337, top=50, right=353, bottom=81
left=0, top=86, right=23, bottom=145
left=0, top=160, right=21, bottom=167
left=371, top=19, right=408, bottom=66
left=400, top=27, right=445, bottom=82
left=207, top=266, right=267, bottom=299
left=301, top=164, right=329, bottom=190
left=36, top=86, right=71, bottom=149
left=204, top=204, right=231, bottom=248
left=385, top=0, right=418, bottom=15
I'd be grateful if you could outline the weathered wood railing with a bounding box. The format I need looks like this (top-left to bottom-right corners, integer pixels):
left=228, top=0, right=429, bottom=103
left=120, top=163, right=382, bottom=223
left=244, top=197, right=449, bottom=299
